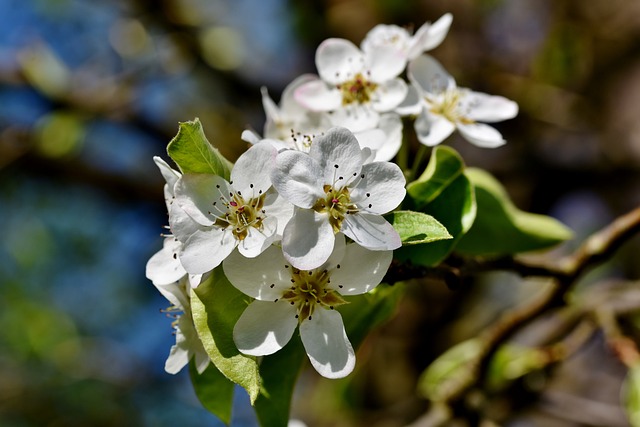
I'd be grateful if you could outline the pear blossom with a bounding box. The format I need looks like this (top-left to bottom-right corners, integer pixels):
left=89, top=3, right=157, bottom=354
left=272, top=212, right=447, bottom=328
left=294, top=38, right=408, bottom=133
left=153, top=275, right=210, bottom=375
left=404, top=54, right=518, bottom=148
left=172, top=142, right=293, bottom=275
left=223, top=235, right=392, bottom=378
left=271, top=127, right=405, bottom=270
left=361, top=13, right=453, bottom=63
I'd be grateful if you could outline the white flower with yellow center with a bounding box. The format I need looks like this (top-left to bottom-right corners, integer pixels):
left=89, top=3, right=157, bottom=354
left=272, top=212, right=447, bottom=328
left=294, top=39, right=408, bottom=133
left=271, top=127, right=405, bottom=270
left=402, top=54, right=519, bottom=148
left=172, top=142, right=293, bottom=275
left=223, top=235, right=392, bottom=379
left=361, top=13, right=453, bottom=63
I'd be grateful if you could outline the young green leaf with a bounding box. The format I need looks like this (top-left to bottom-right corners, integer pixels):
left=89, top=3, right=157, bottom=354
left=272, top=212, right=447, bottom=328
left=407, top=146, right=465, bottom=210
left=456, top=168, right=573, bottom=256
left=386, top=210, right=452, bottom=245
left=167, top=118, right=233, bottom=179
left=254, top=336, right=306, bottom=427
left=623, top=364, right=640, bottom=427
left=189, top=362, right=235, bottom=425
left=191, top=267, right=261, bottom=404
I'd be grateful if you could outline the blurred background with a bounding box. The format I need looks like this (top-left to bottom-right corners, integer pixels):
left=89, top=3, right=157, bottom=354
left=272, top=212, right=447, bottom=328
left=1, top=0, right=640, bottom=426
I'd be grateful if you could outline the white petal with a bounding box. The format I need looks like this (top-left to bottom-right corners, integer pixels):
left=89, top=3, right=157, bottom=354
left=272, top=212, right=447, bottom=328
left=194, top=348, right=211, bottom=374
left=328, top=105, right=380, bottom=133
left=395, top=84, right=423, bottom=116
left=457, top=122, right=506, bottom=148
left=322, top=233, right=347, bottom=270
left=175, top=174, right=230, bottom=226
left=342, top=212, right=401, bottom=250
left=164, top=327, right=190, bottom=374
left=463, top=91, right=519, bottom=123
left=223, top=245, right=292, bottom=300
left=169, top=200, right=201, bottom=243
left=309, top=127, right=363, bottom=189
left=316, top=38, right=364, bottom=85
left=408, top=54, right=456, bottom=95
left=300, top=309, right=355, bottom=379
left=408, top=13, right=453, bottom=59
left=154, top=278, right=189, bottom=310
left=241, top=129, right=262, bottom=144
left=371, top=113, right=403, bottom=162
left=354, top=128, right=387, bottom=152
left=154, top=156, right=181, bottom=191
left=260, top=86, right=281, bottom=123
left=263, top=190, right=294, bottom=237
left=146, top=237, right=186, bottom=286
left=271, top=150, right=324, bottom=208
left=179, top=228, right=236, bottom=274
left=415, top=110, right=456, bottom=146
left=188, top=273, right=203, bottom=289
left=231, top=142, right=277, bottom=195
left=366, top=45, right=406, bottom=82
left=279, top=74, right=319, bottom=117
left=329, top=245, right=392, bottom=295
left=282, top=209, right=335, bottom=270
left=234, top=300, right=298, bottom=356
left=352, top=162, right=406, bottom=214
left=237, top=216, right=278, bottom=258
left=370, top=78, right=408, bottom=112
left=361, top=24, right=410, bottom=56
left=294, top=79, right=342, bottom=112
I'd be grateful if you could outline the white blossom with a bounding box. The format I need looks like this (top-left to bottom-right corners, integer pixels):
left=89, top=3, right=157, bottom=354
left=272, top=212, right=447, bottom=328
left=271, top=127, right=405, bottom=270
left=403, top=54, right=518, bottom=148
left=223, top=235, right=392, bottom=379
left=172, top=143, right=293, bottom=275
left=361, top=13, right=453, bottom=62
left=294, top=38, right=408, bottom=133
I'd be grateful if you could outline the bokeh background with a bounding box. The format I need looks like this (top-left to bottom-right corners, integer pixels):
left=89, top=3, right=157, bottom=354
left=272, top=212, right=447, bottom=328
left=2, top=0, right=640, bottom=426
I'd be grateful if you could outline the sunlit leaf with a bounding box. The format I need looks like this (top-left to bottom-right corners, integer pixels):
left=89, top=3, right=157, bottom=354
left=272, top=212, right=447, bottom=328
left=456, top=168, right=573, bottom=256
left=191, top=268, right=261, bottom=403
left=418, top=338, right=481, bottom=402
left=167, top=118, right=233, bottom=179
left=254, top=336, right=306, bottom=427
left=386, top=210, right=452, bottom=246
left=406, top=146, right=465, bottom=210
left=189, top=361, right=234, bottom=425
left=487, top=344, right=549, bottom=391
left=624, top=364, right=640, bottom=427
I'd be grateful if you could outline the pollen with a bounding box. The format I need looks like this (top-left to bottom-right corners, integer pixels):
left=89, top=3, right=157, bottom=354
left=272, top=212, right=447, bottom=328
left=337, top=72, right=378, bottom=106
left=282, top=267, right=348, bottom=323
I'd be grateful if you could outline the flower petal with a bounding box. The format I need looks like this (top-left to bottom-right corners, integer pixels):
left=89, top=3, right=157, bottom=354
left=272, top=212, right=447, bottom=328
left=329, top=245, right=392, bottom=295
left=272, top=150, right=324, bottom=208
left=263, top=190, right=294, bottom=237
left=179, top=227, right=236, bottom=274
left=294, top=79, right=342, bottom=112
left=316, top=38, right=364, bottom=85
left=408, top=54, right=456, bottom=95
left=154, top=156, right=181, bottom=192
left=279, top=74, right=319, bottom=117
left=341, top=212, right=401, bottom=250
left=300, top=308, right=355, bottom=379
left=164, top=327, right=190, bottom=374
left=463, top=91, right=519, bottom=123
left=415, top=110, right=455, bottom=146
left=366, top=45, right=406, bottom=82
left=352, top=162, right=406, bottom=214
left=408, top=13, right=453, bottom=59
left=169, top=201, right=201, bottom=243
left=223, top=245, right=292, bottom=300
left=282, top=209, right=335, bottom=270
left=328, top=106, right=380, bottom=133
left=237, top=216, right=278, bottom=258
left=457, top=122, right=506, bottom=148
left=371, top=113, right=403, bottom=161
left=231, top=142, right=277, bottom=195
left=146, top=237, right=186, bottom=286
left=234, top=300, right=298, bottom=356
left=370, top=78, right=408, bottom=112
left=175, top=174, right=230, bottom=226
left=310, top=127, right=363, bottom=189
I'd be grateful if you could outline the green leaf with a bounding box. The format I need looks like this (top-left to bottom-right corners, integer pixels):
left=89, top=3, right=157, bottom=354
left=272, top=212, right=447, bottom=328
left=418, top=338, right=481, bottom=402
left=191, top=267, right=261, bottom=403
left=486, top=344, right=549, bottom=392
left=407, top=146, right=465, bottom=210
left=456, top=168, right=573, bottom=256
left=623, top=364, right=640, bottom=427
left=386, top=210, right=452, bottom=246
left=167, top=118, right=233, bottom=179
left=189, top=362, right=235, bottom=425
left=254, top=336, right=306, bottom=427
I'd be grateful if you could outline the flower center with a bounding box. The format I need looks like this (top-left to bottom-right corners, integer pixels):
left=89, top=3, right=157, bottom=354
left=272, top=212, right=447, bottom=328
left=210, top=186, right=267, bottom=240
left=312, top=184, right=358, bottom=233
left=337, top=72, right=378, bottom=106
left=281, top=267, right=347, bottom=322
left=429, top=89, right=474, bottom=124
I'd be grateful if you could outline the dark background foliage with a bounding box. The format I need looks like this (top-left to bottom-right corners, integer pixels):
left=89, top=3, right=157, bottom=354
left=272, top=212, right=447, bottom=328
left=1, top=0, right=640, bottom=425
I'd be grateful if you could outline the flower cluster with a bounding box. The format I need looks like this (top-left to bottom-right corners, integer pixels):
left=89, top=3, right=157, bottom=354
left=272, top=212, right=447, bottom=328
left=147, top=12, right=519, bottom=379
